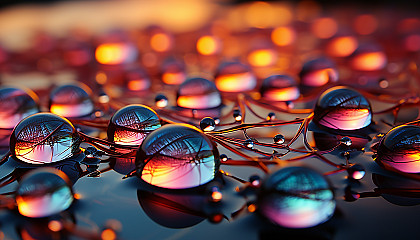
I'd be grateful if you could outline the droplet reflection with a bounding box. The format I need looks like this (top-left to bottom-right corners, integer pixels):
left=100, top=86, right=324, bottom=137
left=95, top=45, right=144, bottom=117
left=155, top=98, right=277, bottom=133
left=15, top=168, right=74, bottom=218
left=258, top=167, right=336, bottom=228
left=49, top=84, right=94, bottom=118
left=136, top=124, right=220, bottom=189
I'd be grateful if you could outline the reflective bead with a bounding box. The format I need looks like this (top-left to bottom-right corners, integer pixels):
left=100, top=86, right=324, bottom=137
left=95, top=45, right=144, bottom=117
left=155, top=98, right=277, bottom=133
left=49, top=84, right=94, bottom=118
left=200, top=117, right=216, bottom=132
left=176, top=77, right=222, bottom=109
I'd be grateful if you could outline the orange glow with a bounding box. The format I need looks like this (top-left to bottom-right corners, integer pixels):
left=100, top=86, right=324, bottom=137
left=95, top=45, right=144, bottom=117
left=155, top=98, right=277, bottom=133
left=177, top=92, right=221, bottom=109
left=247, top=49, right=277, bottom=67
left=96, top=71, right=107, bottom=84
left=271, top=26, right=296, bottom=46
left=74, top=193, right=81, bottom=199
left=48, top=220, right=63, bottom=232
left=354, top=14, right=378, bottom=35
left=404, top=34, right=420, bottom=52
left=197, top=35, right=220, bottom=55
left=150, top=33, right=172, bottom=52
left=162, top=72, right=186, bottom=85
left=127, top=80, right=150, bottom=91
left=327, top=36, right=358, bottom=57
left=248, top=204, right=257, bottom=213
left=101, top=229, right=117, bottom=240
left=245, top=1, right=274, bottom=28
left=215, top=72, right=256, bottom=92
left=263, top=87, right=300, bottom=101
left=95, top=43, right=135, bottom=65
left=302, top=68, right=337, bottom=87
left=50, top=103, right=94, bottom=118
left=311, top=17, right=338, bottom=39
left=211, top=191, right=223, bottom=202
left=352, top=52, right=387, bottom=71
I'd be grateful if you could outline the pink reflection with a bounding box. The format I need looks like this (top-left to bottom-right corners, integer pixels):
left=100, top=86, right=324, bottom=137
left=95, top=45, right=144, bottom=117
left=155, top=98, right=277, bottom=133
left=383, top=154, right=420, bottom=173
left=318, top=108, right=371, bottom=130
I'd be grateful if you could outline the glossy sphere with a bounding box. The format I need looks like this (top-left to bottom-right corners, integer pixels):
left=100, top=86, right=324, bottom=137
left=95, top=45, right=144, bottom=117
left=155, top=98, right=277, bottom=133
left=107, top=105, right=161, bottom=146
left=15, top=168, right=74, bottom=218
left=375, top=125, right=420, bottom=173
left=10, top=113, right=82, bottom=164
left=214, top=61, right=257, bottom=92
left=49, top=84, right=94, bottom=118
left=136, top=124, right=220, bottom=189
left=155, top=94, right=168, bottom=108
left=299, top=58, right=338, bottom=88
left=340, top=137, right=352, bottom=146
left=273, top=134, right=285, bottom=144
left=200, top=117, right=216, bottom=132
left=347, top=164, right=366, bottom=180
left=260, top=75, right=300, bottom=102
left=0, top=87, right=39, bottom=129
left=351, top=43, right=387, bottom=71
left=313, top=86, right=372, bottom=130
left=258, top=167, right=336, bottom=228
left=176, top=78, right=222, bottom=109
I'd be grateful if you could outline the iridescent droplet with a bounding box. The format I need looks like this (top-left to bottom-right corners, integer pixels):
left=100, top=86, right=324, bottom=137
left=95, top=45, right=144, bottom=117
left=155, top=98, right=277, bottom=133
left=299, top=57, right=338, bottom=88
left=351, top=43, right=387, bottom=71
left=267, top=112, right=276, bottom=121
left=124, top=67, right=151, bottom=91
left=249, top=175, right=261, bottom=187
left=220, top=154, right=228, bottom=162
left=155, top=94, right=168, bottom=108
left=260, top=75, right=300, bottom=102
left=374, top=125, right=420, bottom=173
left=214, top=61, right=257, bottom=92
left=160, top=58, right=186, bottom=85
left=15, top=168, right=74, bottom=218
left=176, top=77, right=222, bottom=109
left=10, top=113, right=82, bottom=164
left=347, top=164, right=366, bottom=180
left=200, top=117, right=216, bottom=132
left=244, top=139, right=254, bottom=149
left=49, top=84, right=94, bottom=118
left=0, top=87, right=39, bottom=129
left=313, top=86, right=372, bottom=130
left=107, top=104, right=161, bottom=146
left=273, top=134, right=285, bottom=144
left=233, top=109, right=242, bottom=122
left=340, top=137, right=352, bottom=146
left=258, top=167, right=336, bottom=228
left=136, top=124, right=220, bottom=189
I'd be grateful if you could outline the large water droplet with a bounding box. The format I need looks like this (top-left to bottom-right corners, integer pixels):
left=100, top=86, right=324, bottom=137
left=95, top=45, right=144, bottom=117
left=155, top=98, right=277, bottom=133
left=49, top=84, right=94, bottom=118
left=176, top=77, right=222, bottom=110
left=214, top=61, right=257, bottom=93
left=260, top=74, right=300, bottom=102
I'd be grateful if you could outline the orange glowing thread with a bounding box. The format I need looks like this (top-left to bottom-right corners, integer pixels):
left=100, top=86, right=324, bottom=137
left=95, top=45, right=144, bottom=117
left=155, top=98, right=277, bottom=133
left=327, top=36, right=358, bottom=57
left=101, top=229, right=117, bottom=240
left=247, top=49, right=276, bottom=67
left=271, top=26, right=296, bottom=46
left=48, top=220, right=63, bottom=232
left=312, top=17, right=338, bottom=39
left=95, top=43, right=128, bottom=65
left=352, top=52, right=387, bottom=71
left=150, top=33, right=171, bottom=52
left=197, top=36, right=220, bottom=55
left=354, top=14, right=378, bottom=35
left=248, top=204, right=257, bottom=213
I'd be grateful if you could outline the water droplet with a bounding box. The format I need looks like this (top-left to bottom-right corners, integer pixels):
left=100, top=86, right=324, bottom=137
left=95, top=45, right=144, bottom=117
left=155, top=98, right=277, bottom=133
left=15, top=168, right=74, bottom=218
left=155, top=94, right=168, bottom=108
left=299, top=57, right=338, bottom=88
left=258, top=167, right=336, bottom=228
left=0, top=87, right=39, bottom=129
left=313, top=86, right=372, bottom=130
left=176, top=77, right=222, bottom=109
left=249, top=175, right=261, bottom=187
left=136, top=124, right=220, bottom=189
left=233, top=109, right=242, bottom=122
left=49, top=84, right=94, bottom=118
left=160, top=57, right=186, bottom=85
left=108, top=104, right=161, bottom=146
left=125, top=66, right=151, bottom=91
left=344, top=186, right=360, bottom=202
left=10, top=113, right=82, bottom=164
left=347, top=164, right=366, bottom=180
left=213, top=117, right=220, bottom=125
left=260, top=74, right=300, bottom=102
left=214, top=61, right=257, bottom=92
left=351, top=43, right=387, bottom=71
left=200, top=117, right=216, bottom=132
left=340, top=137, right=352, bottom=146
left=220, top=154, right=228, bottom=162
left=267, top=112, right=276, bottom=121
left=244, top=139, right=254, bottom=149
left=375, top=125, right=420, bottom=173
left=273, top=134, right=285, bottom=144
